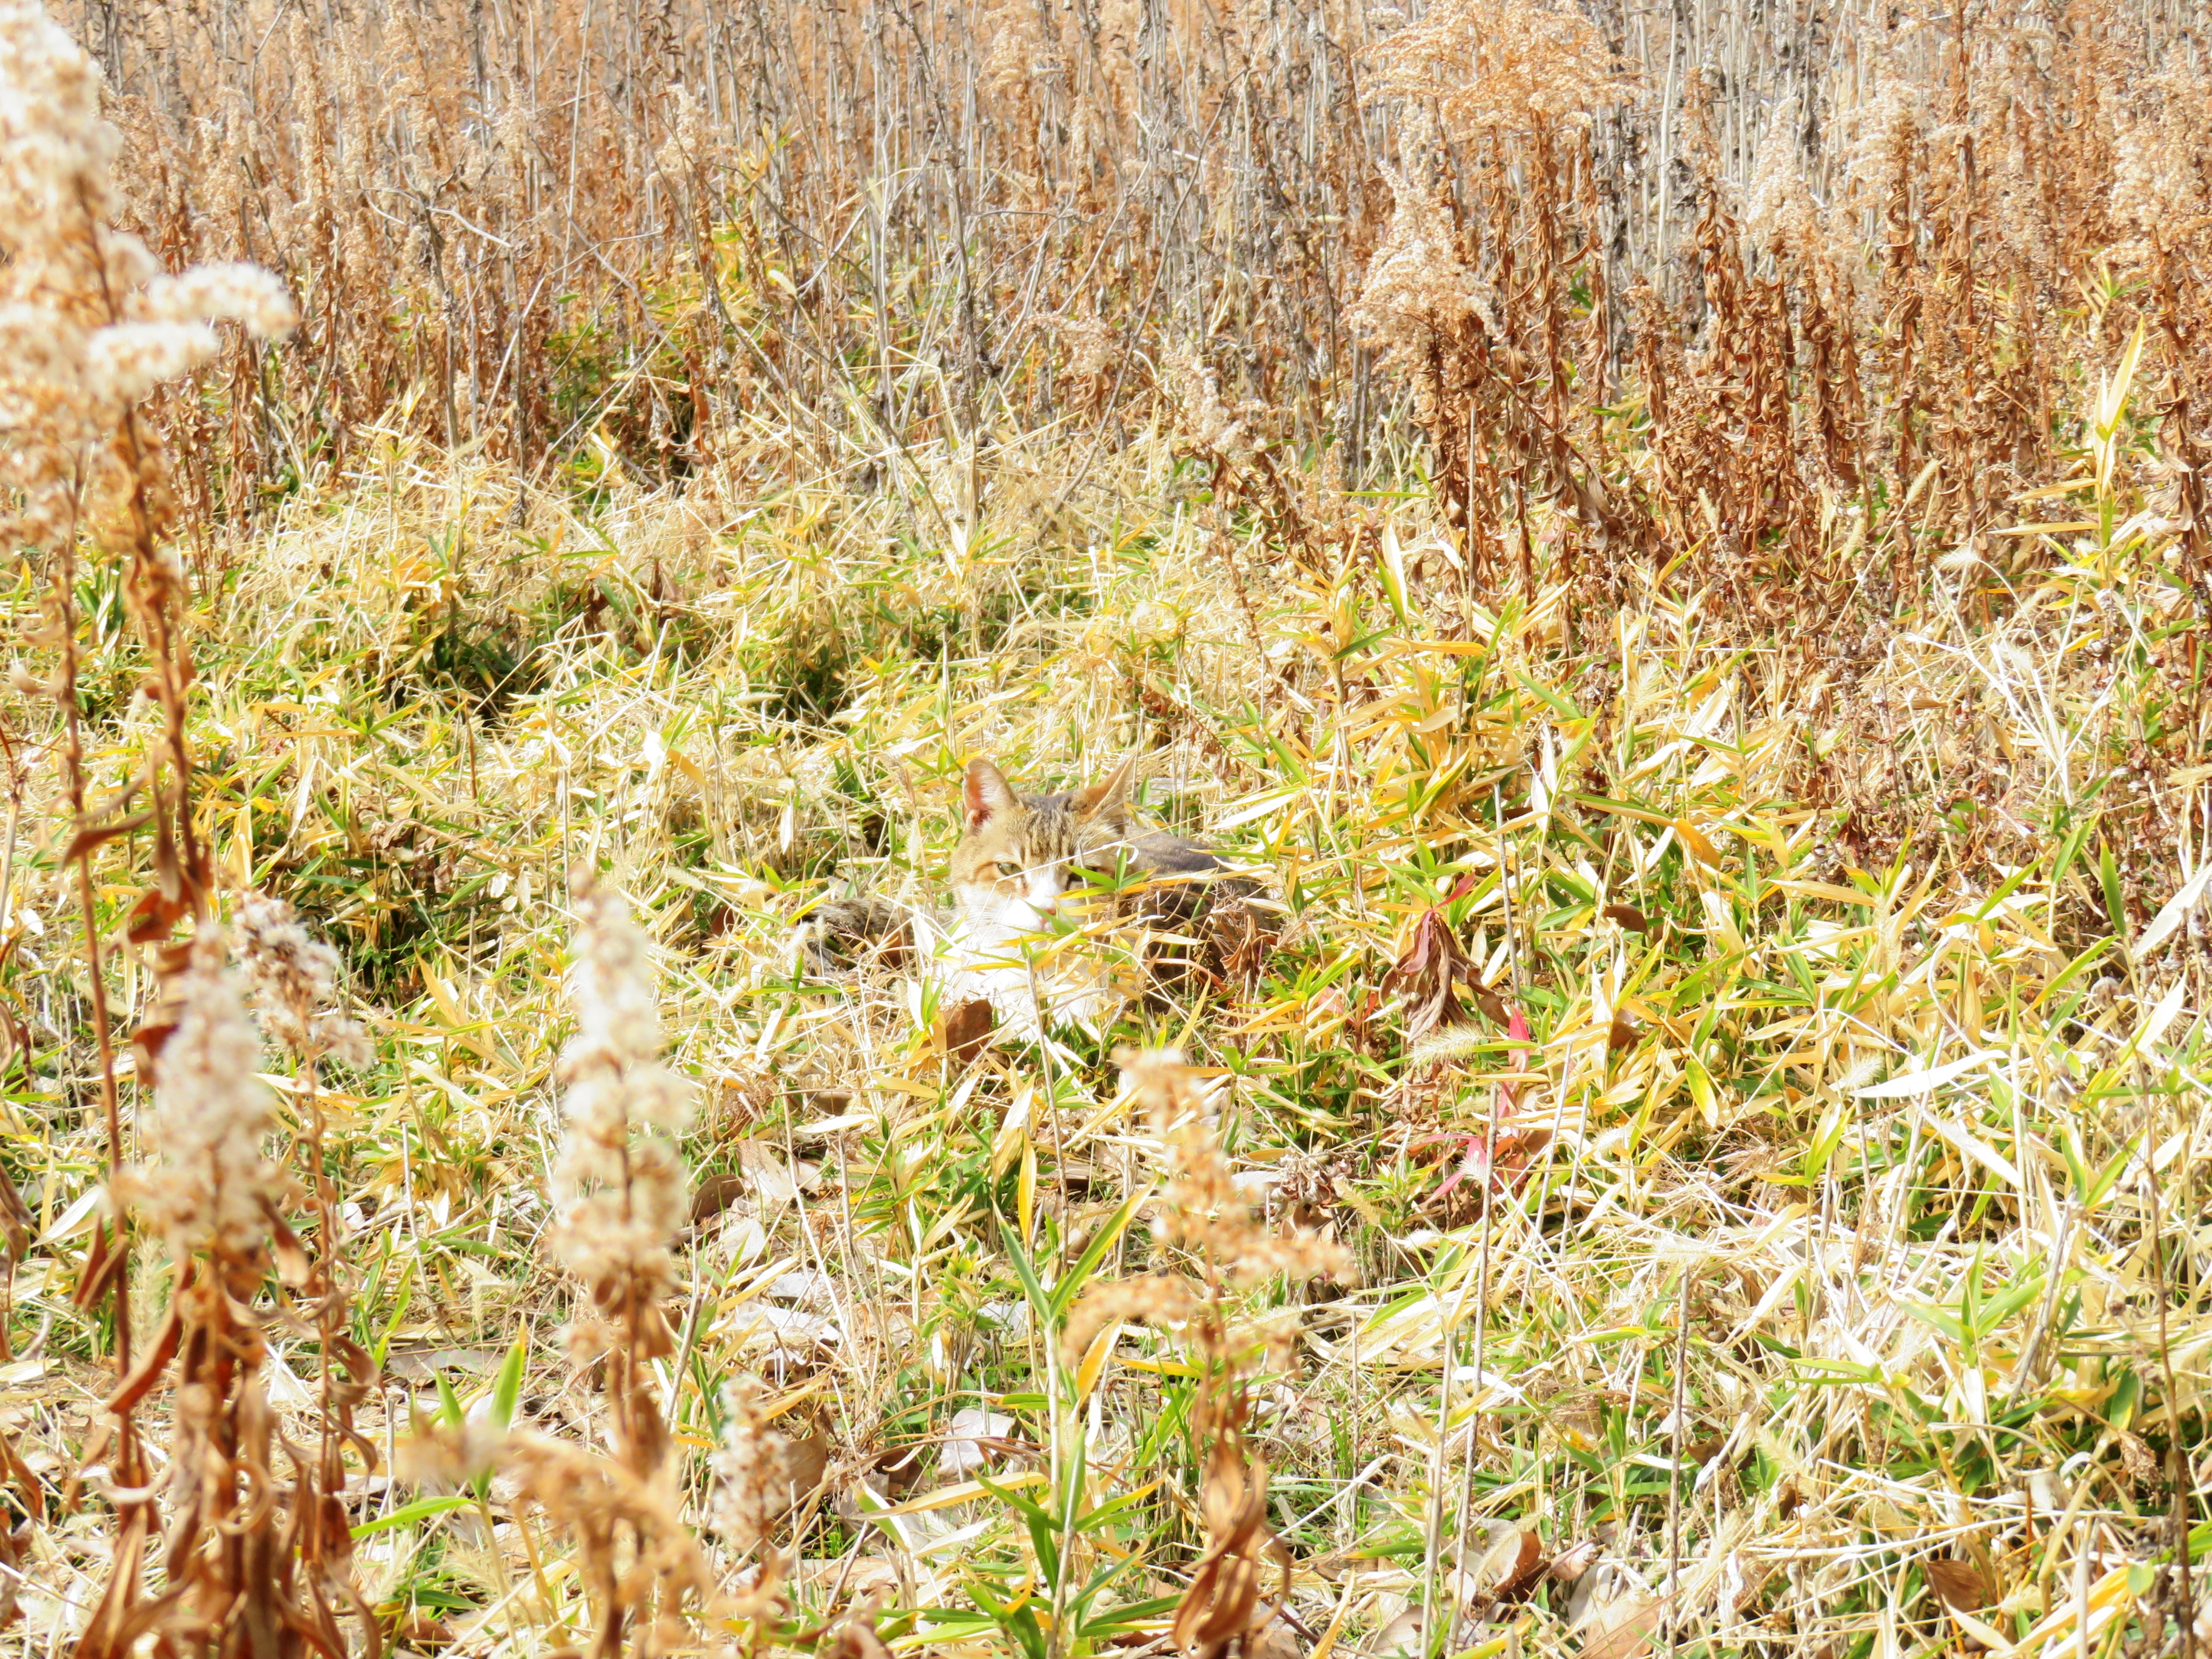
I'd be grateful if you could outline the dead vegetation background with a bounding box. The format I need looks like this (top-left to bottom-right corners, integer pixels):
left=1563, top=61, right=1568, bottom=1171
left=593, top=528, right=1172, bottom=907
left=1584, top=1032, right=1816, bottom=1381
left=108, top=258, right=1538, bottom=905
left=0, top=0, right=2208, bottom=1653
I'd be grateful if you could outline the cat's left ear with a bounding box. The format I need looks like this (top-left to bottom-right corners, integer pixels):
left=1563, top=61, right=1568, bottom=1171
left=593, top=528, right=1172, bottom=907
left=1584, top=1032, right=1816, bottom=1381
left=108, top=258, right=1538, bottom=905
left=964, top=759, right=1019, bottom=830
left=1074, top=754, right=1135, bottom=822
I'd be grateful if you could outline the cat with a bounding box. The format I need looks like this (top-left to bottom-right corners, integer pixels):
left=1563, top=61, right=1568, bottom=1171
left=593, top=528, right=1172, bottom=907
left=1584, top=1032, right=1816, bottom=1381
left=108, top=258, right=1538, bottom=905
left=808, top=756, right=1261, bottom=1042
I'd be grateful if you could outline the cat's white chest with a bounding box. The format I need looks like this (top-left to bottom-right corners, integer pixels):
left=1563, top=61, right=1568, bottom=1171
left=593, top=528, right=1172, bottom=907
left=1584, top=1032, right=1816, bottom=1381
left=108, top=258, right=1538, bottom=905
left=914, top=913, right=1105, bottom=1043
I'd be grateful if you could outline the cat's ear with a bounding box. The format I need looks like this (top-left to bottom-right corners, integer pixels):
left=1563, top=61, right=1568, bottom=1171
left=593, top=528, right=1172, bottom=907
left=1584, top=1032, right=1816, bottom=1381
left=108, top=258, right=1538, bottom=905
left=1074, top=754, right=1134, bottom=822
left=964, top=759, right=1019, bottom=829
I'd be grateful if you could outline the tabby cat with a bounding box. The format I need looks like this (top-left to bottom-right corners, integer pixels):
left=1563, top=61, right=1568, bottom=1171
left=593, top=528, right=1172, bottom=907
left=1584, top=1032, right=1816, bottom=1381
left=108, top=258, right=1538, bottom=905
left=809, top=757, right=1256, bottom=1041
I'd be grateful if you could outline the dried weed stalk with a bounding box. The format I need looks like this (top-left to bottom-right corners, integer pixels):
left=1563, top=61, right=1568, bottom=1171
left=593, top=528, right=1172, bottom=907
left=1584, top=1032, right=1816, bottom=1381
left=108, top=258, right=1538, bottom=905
left=549, top=876, right=692, bottom=1438
left=411, top=878, right=745, bottom=1659
left=1064, top=1051, right=1349, bottom=1659
left=0, top=3, right=298, bottom=1651
left=235, top=894, right=380, bottom=1659
left=102, top=939, right=320, bottom=1659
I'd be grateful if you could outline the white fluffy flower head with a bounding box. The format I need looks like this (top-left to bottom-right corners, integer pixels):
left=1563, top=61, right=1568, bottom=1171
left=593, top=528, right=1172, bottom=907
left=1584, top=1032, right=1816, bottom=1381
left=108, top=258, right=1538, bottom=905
left=235, top=891, right=369, bottom=1064
left=549, top=882, right=694, bottom=1308
left=122, top=934, right=285, bottom=1263
left=0, top=0, right=296, bottom=556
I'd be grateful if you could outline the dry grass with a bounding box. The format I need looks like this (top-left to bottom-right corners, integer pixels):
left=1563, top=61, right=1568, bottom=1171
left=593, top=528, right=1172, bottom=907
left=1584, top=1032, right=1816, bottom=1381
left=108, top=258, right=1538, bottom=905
left=0, top=0, right=2208, bottom=1657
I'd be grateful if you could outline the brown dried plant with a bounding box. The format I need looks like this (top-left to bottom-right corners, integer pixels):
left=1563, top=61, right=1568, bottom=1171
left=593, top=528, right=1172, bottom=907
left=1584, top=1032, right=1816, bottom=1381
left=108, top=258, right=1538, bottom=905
left=407, top=878, right=749, bottom=1659
left=0, top=3, right=300, bottom=1653
left=53, top=0, right=2212, bottom=647
left=1358, top=0, right=1645, bottom=605
left=234, top=896, right=380, bottom=1659
left=1063, top=1051, right=1349, bottom=1659
left=103, top=939, right=317, bottom=1659
left=548, top=877, right=692, bottom=1423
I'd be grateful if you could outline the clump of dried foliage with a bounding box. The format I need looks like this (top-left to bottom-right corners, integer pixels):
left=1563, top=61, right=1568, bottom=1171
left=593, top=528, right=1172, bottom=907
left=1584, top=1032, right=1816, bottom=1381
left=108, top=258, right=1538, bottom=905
left=0, top=0, right=2208, bottom=1654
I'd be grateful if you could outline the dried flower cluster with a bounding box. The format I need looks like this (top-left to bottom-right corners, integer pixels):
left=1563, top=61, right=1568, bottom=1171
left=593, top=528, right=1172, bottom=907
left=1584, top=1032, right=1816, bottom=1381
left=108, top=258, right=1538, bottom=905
left=87, top=933, right=358, bottom=1659
left=1137, top=1049, right=1352, bottom=1284
left=709, top=1378, right=795, bottom=1553
left=403, top=1404, right=745, bottom=1654
left=1368, top=0, right=1638, bottom=137
left=1059, top=1052, right=1344, bottom=1657
left=0, top=0, right=292, bottom=557
left=406, top=877, right=732, bottom=1659
left=508, top=1435, right=717, bottom=1658
left=1062, top=1050, right=1349, bottom=1366
left=235, top=891, right=370, bottom=1065
left=551, top=877, right=694, bottom=1339
left=118, top=937, right=287, bottom=1265
left=1347, top=169, right=1489, bottom=392
left=1167, top=346, right=1250, bottom=461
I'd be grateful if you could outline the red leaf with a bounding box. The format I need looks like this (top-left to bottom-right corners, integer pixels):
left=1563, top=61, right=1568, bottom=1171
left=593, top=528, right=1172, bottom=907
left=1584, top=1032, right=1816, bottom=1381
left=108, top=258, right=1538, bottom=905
left=1387, top=907, right=1472, bottom=1041
left=58, top=811, right=152, bottom=869
left=124, top=886, right=187, bottom=945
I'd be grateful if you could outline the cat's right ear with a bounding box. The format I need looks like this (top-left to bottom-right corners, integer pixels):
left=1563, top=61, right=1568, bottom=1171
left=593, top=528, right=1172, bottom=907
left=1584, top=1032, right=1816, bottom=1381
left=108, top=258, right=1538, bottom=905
left=964, top=759, right=1018, bottom=830
left=1074, top=754, right=1134, bottom=822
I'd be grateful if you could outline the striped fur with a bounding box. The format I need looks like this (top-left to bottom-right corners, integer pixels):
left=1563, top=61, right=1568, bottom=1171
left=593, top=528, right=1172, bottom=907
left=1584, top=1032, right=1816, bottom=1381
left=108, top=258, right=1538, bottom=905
left=806, top=759, right=1263, bottom=1026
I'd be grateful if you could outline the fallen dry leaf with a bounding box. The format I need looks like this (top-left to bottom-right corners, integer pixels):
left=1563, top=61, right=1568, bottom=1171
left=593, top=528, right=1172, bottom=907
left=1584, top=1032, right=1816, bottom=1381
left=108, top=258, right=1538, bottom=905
left=938, top=996, right=995, bottom=1064
left=1490, top=1529, right=1549, bottom=1604
left=689, top=1171, right=746, bottom=1224
left=1242, top=1614, right=1304, bottom=1658
left=1923, top=1557, right=1992, bottom=1612
left=1578, top=1585, right=1658, bottom=1659
left=1550, top=1538, right=1601, bottom=1582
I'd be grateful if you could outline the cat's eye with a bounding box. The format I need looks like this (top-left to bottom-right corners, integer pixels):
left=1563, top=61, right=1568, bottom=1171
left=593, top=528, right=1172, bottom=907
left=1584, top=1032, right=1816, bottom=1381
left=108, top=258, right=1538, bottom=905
left=994, top=861, right=1022, bottom=879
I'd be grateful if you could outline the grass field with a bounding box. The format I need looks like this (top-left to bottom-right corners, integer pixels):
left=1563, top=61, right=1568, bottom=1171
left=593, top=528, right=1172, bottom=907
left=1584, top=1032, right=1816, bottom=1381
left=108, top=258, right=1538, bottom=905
left=1, top=0, right=2210, bottom=1654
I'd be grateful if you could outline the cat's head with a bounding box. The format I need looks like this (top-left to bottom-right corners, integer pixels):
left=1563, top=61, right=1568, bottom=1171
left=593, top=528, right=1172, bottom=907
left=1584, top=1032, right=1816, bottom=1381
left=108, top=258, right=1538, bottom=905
left=948, top=756, right=1133, bottom=934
